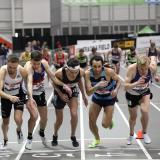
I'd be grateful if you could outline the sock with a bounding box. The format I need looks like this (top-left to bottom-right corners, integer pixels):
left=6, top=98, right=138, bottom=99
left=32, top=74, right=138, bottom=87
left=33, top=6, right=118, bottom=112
left=4, top=139, right=8, bottom=145
left=39, top=129, right=45, bottom=137
left=27, top=133, right=33, bottom=140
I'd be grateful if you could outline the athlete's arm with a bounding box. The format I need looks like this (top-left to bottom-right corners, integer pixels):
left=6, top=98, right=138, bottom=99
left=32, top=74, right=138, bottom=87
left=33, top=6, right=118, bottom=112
left=19, top=52, right=24, bottom=62
left=19, top=65, right=28, bottom=81
left=149, top=56, right=157, bottom=74
left=109, top=68, right=121, bottom=93
left=42, top=59, right=55, bottom=82
left=106, top=50, right=111, bottom=62
left=124, top=64, right=139, bottom=90
left=24, top=62, right=33, bottom=99
left=0, top=67, right=9, bottom=99
left=84, top=70, right=97, bottom=96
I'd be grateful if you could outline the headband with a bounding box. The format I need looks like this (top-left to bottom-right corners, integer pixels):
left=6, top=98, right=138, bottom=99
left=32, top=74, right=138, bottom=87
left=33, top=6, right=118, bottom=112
left=66, top=64, right=80, bottom=71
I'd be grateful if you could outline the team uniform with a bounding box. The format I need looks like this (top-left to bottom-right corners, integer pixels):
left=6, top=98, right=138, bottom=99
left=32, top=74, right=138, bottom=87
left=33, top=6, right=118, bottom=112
left=32, top=63, right=47, bottom=106
left=148, top=47, right=158, bottom=57
left=90, top=67, right=116, bottom=107
left=125, top=68, right=152, bottom=108
left=52, top=67, right=80, bottom=109
left=1, top=65, right=25, bottom=118
left=126, top=51, right=137, bottom=64
left=111, top=49, right=121, bottom=65
left=54, top=52, right=65, bottom=70
left=76, top=53, right=88, bottom=69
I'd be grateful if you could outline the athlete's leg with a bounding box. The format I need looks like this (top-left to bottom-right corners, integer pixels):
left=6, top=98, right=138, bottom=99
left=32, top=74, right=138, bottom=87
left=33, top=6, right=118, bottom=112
left=102, top=105, right=114, bottom=129
left=140, top=95, right=150, bottom=133
left=14, top=110, right=23, bottom=132
left=68, top=97, right=80, bottom=147
left=26, top=99, right=38, bottom=138
left=54, top=109, right=63, bottom=136
left=68, top=97, right=78, bottom=137
left=89, top=102, right=101, bottom=140
left=2, top=118, right=10, bottom=141
left=128, top=106, right=138, bottom=135
left=38, top=106, right=47, bottom=132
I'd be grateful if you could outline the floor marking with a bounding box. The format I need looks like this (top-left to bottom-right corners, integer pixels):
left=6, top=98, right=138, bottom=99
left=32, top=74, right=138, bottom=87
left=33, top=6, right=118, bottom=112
left=80, top=93, right=85, bottom=160
left=15, top=93, right=53, bottom=160
left=117, top=74, right=153, bottom=160
left=8, top=137, right=129, bottom=144
left=150, top=101, right=160, bottom=112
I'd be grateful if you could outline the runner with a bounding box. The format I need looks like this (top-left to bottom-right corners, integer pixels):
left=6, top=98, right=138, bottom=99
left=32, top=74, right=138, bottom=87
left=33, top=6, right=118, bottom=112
left=0, top=55, right=27, bottom=149
left=124, top=55, right=157, bottom=145
left=51, top=57, right=88, bottom=147
left=125, top=46, right=137, bottom=66
left=85, top=55, right=121, bottom=148
left=53, top=48, right=68, bottom=70
left=106, top=42, right=122, bottom=74
left=24, top=50, right=55, bottom=150
left=76, top=48, right=88, bottom=70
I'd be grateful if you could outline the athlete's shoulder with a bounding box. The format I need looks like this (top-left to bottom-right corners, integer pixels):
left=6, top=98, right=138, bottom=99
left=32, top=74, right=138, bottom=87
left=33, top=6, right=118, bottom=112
left=0, top=65, right=7, bottom=70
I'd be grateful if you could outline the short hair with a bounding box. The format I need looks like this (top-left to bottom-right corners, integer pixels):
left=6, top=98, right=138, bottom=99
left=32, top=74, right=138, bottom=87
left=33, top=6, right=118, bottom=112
left=130, top=46, right=135, bottom=52
left=7, top=54, right=19, bottom=63
left=67, top=57, right=79, bottom=67
left=137, top=55, right=150, bottom=66
left=150, top=42, right=155, bottom=47
left=90, top=55, right=104, bottom=66
left=113, top=42, right=118, bottom=48
left=92, top=47, right=97, bottom=52
left=79, top=48, right=84, bottom=52
left=31, top=51, right=42, bottom=61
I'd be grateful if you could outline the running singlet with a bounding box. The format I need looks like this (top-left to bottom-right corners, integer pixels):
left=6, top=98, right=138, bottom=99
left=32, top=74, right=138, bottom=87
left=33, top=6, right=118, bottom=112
left=58, top=67, right=80, bottom=97
left=127, top=68, right=152, bottom=95
left=77, top=53, right=87, bottom=68
left=55, top=52, right=65, bottom=66
left=111, top=49, right=121, bottom=62
left=127, top=51, right=137, bottom=64
left=32, top=63, right=45, bottom=95
left=148, top=48, right=157, bottom=57
left=90, top=67, right=116, bottom=99
left=3, top=65, right=23, bottom=95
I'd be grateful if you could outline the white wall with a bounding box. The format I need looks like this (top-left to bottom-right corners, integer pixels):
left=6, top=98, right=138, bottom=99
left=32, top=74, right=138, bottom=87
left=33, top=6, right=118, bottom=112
left=23, top=0, right=50, bottom=23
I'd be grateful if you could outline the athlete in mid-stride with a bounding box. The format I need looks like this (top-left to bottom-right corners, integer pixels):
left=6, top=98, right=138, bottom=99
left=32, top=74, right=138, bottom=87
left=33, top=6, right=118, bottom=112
left=85, top=55, right=121, bottom=148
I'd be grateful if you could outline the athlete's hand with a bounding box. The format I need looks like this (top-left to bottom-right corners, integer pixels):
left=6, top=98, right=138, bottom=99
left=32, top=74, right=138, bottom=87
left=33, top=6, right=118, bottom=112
left=82, top=95, right=88, bottom=107
left=9, top=96, right=20, bottom=103
left=63, top=84, right=72, bottom=97
left=60, top=93, right=69, bottom=103
left=111, top=89, right=118, bottom=97
left=155, top=75, right=160, bottom=82
left=137, top=77, right=146, bottom=85
left=95, top=80, right=108, bottom=90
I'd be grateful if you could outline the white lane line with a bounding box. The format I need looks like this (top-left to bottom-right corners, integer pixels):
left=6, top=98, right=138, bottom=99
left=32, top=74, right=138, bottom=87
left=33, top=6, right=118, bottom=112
left=80, top=93, right=85, bottom=160
left=150, top=101, right=160, bottom=112
left=22, top=147, right=143, bottom=154
left=15, top=93, right=53, bottom=160
left=115, top=103, right=153, bottom=160
left=120, top=66, right=160, bottom=112
left=118, top=74, right=153, bottom=159
left=8, top=137, right=128, bottom=144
